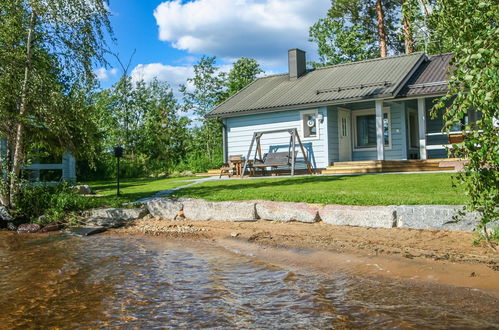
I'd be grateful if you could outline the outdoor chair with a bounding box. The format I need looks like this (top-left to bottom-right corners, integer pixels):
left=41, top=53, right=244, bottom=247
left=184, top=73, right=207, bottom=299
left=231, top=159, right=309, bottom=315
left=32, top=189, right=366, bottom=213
left=219, top=154, right=243, bottom=178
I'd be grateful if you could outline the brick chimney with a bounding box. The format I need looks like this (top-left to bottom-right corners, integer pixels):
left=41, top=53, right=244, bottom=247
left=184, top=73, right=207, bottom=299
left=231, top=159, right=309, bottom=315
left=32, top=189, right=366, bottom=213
left=288, top=48, right=306, bottom=80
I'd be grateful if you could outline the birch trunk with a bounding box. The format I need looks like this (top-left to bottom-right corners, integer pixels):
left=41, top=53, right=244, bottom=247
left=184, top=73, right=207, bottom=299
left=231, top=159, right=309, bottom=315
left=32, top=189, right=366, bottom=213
left=9, top=10, right=36, bottom=207
left=375, top=0, right=388, bottom=58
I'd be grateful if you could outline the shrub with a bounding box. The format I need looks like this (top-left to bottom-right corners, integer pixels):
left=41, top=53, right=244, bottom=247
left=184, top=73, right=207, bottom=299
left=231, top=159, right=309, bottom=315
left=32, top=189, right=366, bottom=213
left=15, top=183, right=94, bottom=224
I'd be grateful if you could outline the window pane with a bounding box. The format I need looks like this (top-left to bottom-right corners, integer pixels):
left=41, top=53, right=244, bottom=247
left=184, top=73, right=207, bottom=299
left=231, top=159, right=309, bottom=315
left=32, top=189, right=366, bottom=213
left=356, top=115, right=376, bottom=147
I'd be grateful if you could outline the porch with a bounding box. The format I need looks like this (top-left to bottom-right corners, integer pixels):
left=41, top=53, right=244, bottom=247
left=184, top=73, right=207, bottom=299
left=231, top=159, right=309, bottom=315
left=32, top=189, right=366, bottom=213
left=323, top=159, right=463, bottom=175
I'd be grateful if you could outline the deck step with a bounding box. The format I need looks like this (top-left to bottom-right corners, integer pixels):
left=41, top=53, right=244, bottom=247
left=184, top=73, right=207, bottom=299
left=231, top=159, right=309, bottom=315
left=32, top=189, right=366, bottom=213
left=324, top=159, right=462, bottom=174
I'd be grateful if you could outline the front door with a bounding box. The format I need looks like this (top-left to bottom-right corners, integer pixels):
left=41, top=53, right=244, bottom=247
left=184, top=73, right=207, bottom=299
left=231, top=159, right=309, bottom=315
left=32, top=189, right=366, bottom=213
left=338, top=108, right=352, bottom=161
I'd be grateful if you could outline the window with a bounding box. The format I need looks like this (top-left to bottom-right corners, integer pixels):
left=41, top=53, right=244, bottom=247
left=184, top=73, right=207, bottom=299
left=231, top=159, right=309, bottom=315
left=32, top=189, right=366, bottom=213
left=353, top=109, right=391, bottom=150
left=356, top=114, right=376, bottom=148
left=301, top=110, right=318, bottom=138
left=341, top=117, right=348, bottom=136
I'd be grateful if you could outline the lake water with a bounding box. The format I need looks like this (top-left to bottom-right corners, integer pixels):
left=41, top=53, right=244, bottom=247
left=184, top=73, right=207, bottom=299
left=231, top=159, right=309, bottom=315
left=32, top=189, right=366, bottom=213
left=0, top=232, right=497, bottom=328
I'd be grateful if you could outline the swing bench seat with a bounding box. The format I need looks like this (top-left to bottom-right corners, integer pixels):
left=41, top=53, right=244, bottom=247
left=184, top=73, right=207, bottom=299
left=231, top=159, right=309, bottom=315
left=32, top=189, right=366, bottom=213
left=253, top=151, right=298, bottom=168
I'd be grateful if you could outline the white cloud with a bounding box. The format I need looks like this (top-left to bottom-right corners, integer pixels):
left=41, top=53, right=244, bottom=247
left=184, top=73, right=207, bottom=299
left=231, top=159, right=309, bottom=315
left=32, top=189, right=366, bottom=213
left=94, top=67, right=118, bottom=82
left=131, top=63, right=195, bottom=97
left=153, top=0, right=329, bottom=67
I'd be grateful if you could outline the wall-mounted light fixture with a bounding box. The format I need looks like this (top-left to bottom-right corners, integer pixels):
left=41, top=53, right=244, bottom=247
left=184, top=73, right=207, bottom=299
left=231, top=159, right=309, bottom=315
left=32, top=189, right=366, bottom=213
left=317, top=113, right=324, bottom=122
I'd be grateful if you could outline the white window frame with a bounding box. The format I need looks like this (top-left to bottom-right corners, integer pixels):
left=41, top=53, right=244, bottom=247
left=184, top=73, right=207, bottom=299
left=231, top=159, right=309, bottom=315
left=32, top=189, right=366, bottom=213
left=352, top=107, right=392, bottom=151
left=299, top=109, right=320, bottom=141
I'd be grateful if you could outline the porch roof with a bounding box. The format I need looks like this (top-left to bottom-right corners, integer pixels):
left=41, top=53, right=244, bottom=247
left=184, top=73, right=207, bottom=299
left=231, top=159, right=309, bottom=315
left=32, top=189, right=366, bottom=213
left=398, top=53, right=452, bottom=97
left=207, top=53, right=427, bottom=118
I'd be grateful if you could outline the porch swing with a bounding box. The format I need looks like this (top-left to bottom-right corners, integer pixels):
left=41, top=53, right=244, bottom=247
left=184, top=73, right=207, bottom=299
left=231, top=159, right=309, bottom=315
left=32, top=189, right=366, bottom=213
left=240, top=128, right=314, bottom=178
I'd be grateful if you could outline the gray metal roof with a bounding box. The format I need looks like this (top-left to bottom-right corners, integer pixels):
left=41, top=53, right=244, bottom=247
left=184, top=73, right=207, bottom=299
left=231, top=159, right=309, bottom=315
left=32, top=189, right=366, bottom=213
left=398, top=53, right=452, bottom=97
left=207, top=52, right=426, bottom=118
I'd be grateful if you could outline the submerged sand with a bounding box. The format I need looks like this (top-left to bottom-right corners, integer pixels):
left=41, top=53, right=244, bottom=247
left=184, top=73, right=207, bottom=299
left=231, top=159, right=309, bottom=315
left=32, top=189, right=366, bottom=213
left=112, top=218, right=499, bottom=296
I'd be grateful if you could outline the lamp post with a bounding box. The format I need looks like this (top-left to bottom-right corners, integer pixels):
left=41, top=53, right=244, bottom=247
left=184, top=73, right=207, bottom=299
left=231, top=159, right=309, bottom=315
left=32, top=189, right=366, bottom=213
left=113, top=146, right=124, bottom=196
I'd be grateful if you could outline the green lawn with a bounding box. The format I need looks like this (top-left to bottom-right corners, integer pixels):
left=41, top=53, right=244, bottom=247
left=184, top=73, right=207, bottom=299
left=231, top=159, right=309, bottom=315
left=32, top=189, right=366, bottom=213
left=172, top=173, right=466, bottom=205
left=82, top=176, right=198, bottom=207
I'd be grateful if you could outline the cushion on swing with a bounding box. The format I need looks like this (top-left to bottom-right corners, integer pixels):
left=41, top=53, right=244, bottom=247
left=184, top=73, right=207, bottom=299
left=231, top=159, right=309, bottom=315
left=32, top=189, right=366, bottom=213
left=252, top=151, right=298, bottom=168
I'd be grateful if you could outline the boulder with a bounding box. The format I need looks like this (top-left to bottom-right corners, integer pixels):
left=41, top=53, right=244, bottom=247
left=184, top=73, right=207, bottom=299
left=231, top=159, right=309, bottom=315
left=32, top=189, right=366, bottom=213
left=146, top=198, right=183, bottom=220
left=319, top=205, right=397, bottom=228
left=17, top=223, right=41, bottom=234
left=40, top=222, right=62, bottom=233
left=182, top=199, right=257, bottom=222
left=395, top=205, right=481, bottom=231
left=0, top=206, right=13, bottom=222
left=6, top=222, right=17, bottom=231
left=74, top=185, right=92, bottom=195
left=83, top=208, right=148, bottom=228
left=256, top=201, right=320, bottom=223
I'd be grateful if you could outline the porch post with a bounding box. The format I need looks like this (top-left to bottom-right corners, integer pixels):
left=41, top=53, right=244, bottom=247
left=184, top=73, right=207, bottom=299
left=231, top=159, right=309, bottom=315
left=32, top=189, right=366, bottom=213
left=417, top=98, right=427, bottom=160
left=375, top=99, right=385, bottom=161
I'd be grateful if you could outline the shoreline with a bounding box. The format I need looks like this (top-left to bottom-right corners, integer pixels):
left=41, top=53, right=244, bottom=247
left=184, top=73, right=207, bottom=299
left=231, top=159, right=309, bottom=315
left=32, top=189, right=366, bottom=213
left=110, top=218, right=499, bottom=297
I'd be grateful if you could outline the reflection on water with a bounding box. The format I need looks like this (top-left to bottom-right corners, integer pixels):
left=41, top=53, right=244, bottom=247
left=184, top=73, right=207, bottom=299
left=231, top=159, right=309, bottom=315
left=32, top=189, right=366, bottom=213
left=0, top=232, right=497, bottom=328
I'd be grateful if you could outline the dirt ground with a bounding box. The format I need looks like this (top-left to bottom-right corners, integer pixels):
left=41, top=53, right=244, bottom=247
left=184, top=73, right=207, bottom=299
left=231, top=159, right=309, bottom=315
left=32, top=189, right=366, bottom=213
left=112, top=218, right=499, bottom=295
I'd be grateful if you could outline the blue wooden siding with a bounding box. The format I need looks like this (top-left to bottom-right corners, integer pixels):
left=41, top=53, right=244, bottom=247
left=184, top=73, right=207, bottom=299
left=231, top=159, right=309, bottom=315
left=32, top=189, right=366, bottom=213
left=327, top=106, right=339, bottom=163
left=226, top=98, right=452, bottom=165
left=225, top=107, right=329, bottom=168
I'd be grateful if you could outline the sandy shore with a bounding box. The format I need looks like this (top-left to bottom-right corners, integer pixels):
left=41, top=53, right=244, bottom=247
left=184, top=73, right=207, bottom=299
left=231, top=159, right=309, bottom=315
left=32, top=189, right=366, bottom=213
left=111, top=218, right=499, bottom=296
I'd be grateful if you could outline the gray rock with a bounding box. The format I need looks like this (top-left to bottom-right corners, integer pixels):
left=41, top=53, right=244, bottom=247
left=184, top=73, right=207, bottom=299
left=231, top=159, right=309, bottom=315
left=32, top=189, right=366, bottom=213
left=37, top=215, right=49, bottom=224
left=17, top=223, right=41, bottom=234
left=319, top=205, right=397, bottom=228
left=84, top=217, right=128, bottom=228
left=74, top=185, right=92, bottom=195
left=182, top=199, right=257, bottom=222
left=146, top=198, right=183, bottom=220
left=83, top=208, right=148, bottom=228
left=7, top=222, right=17, bottom=231
left=395, top=205, right=481, bottom=231
left=0, top=206, right=13, bottom=222
left=256, top=201, right=320, bottom=223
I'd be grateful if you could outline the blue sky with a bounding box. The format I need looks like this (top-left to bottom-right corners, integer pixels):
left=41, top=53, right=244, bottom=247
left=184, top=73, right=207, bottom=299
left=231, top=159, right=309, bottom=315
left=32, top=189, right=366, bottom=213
left=96, top=0, right=330, bottom=92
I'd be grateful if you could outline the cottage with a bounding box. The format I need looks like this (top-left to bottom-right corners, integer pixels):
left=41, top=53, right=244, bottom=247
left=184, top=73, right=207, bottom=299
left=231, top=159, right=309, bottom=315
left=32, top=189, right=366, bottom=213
left=207, top=49, right=473, bottom=174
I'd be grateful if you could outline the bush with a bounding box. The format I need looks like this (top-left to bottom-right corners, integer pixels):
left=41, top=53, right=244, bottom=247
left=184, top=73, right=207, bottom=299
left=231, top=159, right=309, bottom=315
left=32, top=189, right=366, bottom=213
left=14, top=183, right=94, bottom=224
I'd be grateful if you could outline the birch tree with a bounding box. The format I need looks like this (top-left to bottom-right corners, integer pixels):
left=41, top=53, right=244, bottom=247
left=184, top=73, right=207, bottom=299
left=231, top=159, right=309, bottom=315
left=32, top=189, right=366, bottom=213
left=430, top=0, right=498, bottom=244
left=0, top=0, right=112, bottom=206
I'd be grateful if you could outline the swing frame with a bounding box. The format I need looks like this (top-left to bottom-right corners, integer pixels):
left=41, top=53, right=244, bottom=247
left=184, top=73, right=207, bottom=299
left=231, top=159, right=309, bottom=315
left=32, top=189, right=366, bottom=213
left=240, top=128, right=314, bottom=178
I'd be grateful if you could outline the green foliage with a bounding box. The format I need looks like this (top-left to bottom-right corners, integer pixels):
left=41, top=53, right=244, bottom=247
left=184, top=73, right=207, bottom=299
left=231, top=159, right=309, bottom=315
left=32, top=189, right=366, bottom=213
left=309, top=0, right=404, bottom=67
left=14, top=183, right=93, bottom=224
left=88, top=78, right=190, bottom=179
left=0, top=0, right=112, bottom=206
left=180, top=56, right=262, bottom=171
left=430, top=0, right=498, bottom=232
left=228, top=57, right=263, bottom=96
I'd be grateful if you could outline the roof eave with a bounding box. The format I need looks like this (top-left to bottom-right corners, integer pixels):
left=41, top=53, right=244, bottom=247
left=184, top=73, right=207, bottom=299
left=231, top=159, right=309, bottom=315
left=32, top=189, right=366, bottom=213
left=206, top=93, right=396, bottom=119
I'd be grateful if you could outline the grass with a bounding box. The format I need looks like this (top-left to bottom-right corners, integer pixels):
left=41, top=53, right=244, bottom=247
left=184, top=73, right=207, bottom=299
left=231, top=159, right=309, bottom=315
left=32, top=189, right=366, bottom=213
left=81, top=176, right=198, bottom=207
left=172, top=173, right=467, bottom=205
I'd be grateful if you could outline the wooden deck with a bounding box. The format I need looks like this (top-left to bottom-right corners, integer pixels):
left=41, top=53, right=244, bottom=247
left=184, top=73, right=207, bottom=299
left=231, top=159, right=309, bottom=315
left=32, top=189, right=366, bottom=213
left=197, top=159, right=466, bottom=177
left=322, top=159, right=463, bottom=174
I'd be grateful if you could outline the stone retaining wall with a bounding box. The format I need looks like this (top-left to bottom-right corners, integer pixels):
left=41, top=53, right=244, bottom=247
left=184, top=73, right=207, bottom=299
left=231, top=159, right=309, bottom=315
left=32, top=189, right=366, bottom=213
left=144, top=198, right=487, bottom=231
